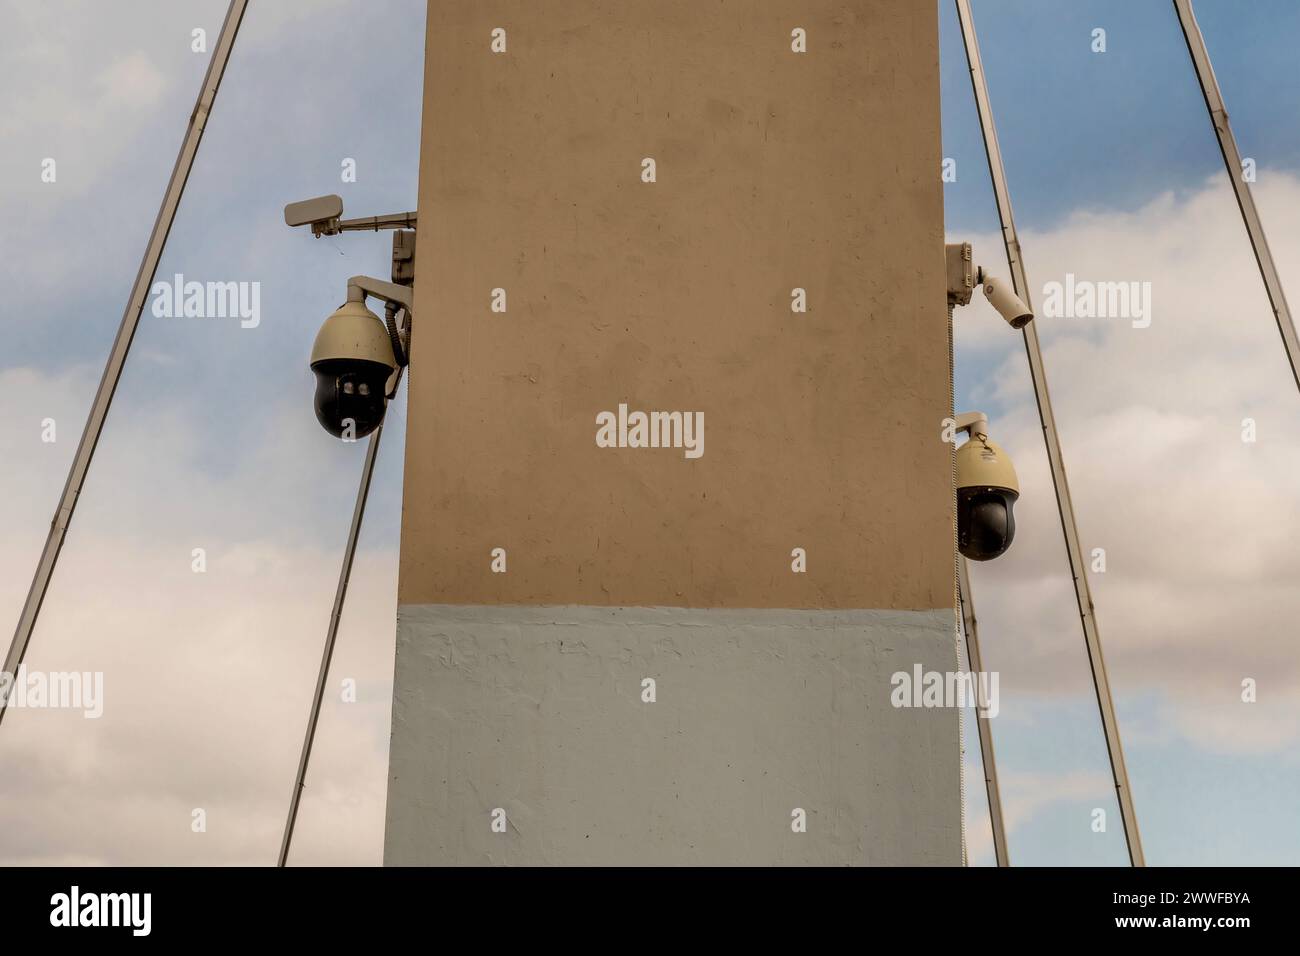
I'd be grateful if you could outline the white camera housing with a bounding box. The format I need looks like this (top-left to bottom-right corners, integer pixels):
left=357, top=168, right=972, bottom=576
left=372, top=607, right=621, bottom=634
left=284, top=194, right=343, bottom=231
left=944, top=242, right=1034, bottom=328
left=979, top=274, right=1033, bottom=329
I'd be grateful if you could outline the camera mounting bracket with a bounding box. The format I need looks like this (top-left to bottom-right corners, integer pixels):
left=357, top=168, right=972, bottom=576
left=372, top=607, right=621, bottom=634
left=954, top=410, right=989, bottom=440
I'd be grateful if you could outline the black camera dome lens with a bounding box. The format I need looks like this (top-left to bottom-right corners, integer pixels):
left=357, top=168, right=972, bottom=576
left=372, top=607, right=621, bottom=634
left=959, top=489, right=1018, bottom=561
left=311, top=358, right=391, bottom=439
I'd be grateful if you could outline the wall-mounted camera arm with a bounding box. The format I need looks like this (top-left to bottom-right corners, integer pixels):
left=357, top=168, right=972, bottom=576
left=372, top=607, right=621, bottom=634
left=284, top=194, right=418, bottom=238
left=330, top=211, right=417, bottom=236
left=347, top=275, right=413, bottom=313
left=953, top=411, right=989, bottom=440
left=346, top=275, right=412, bottom=383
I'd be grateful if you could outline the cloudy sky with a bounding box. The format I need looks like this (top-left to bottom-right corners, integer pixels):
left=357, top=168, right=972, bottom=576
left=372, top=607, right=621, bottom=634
left=0, top=0, right=420, bottom=865
left=944, top=0, right=1300, bottom=865
left=2, top=0, right=1298, bottom=865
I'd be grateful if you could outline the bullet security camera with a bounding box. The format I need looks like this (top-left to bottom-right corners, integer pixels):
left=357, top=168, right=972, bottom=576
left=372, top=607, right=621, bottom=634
left=954, top=412, right=1019, bottom=561
left=945, top=242, right=1034, bottom=328
left=978, top=273, right=1033, bottom=329
left=309, top=277, right=411, bottom=439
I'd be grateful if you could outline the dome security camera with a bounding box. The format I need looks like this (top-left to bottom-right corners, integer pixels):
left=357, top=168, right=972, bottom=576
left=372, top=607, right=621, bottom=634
left=309, top=281, right=407, bottom=439
left=955, top=413, right=1020, bottom=561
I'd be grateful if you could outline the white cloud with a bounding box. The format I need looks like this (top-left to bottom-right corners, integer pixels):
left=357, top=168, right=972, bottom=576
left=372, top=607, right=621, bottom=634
left=95, top=52, right=167, bottom=110
left=0, top=1, right=224, bottom=193
left=0, top=536, right=397, bottom=865
left=0, top=362, right=401, bottom=865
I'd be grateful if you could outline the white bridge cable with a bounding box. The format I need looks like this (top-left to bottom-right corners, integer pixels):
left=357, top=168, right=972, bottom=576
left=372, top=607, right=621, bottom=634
left=958, top=558, right=1009, bottom=866
left=1173, top=0, right=1300, bottom=397
left=277, top=395, right=395, bottom=867
left=947, top=303, right=968, bottom=867
left=0, top=0, right=250, bottom=727
left=954, top=0, right=1145, bottom=866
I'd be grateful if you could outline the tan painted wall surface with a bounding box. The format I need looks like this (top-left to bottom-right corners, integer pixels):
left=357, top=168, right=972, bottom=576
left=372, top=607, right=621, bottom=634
left=400, top=0, right=950, bottom=609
